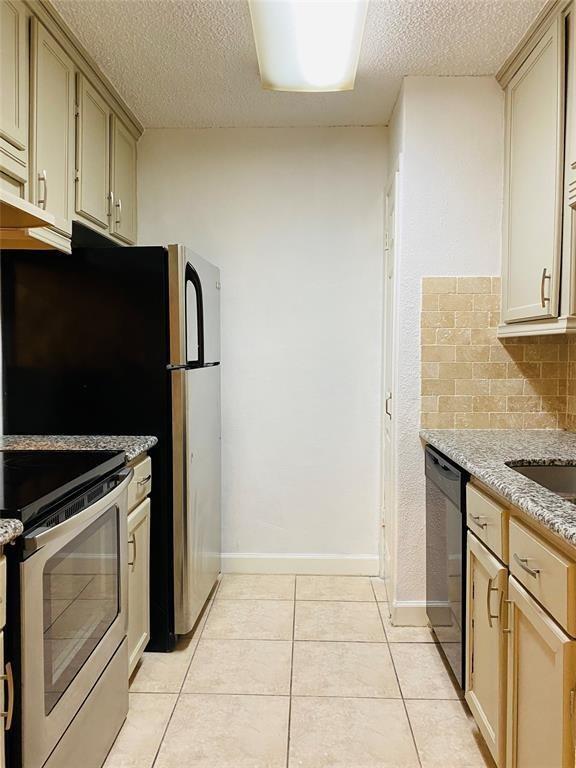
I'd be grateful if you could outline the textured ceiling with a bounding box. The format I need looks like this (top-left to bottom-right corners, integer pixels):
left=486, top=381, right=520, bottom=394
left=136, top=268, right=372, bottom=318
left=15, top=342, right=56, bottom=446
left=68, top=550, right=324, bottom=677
left=51, top=0, right=545, bottom=128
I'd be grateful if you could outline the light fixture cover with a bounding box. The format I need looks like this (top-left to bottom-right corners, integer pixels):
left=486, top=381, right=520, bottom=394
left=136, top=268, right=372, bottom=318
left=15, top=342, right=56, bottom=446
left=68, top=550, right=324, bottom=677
left=249, top=0, right=368, bottom=92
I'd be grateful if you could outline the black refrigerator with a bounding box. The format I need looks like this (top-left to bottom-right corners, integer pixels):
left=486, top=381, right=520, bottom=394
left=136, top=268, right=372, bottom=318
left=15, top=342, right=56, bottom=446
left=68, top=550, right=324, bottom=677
left=1, top=229, right=222, bottom=651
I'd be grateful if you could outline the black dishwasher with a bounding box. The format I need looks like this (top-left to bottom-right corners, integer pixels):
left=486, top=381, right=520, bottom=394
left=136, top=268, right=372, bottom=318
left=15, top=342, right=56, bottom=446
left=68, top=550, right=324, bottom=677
left=425, top=445, right=468, bottom=688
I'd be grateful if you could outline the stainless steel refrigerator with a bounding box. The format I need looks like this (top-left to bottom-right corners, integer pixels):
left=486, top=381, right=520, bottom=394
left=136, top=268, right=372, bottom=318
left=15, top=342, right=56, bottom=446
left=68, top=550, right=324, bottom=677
left=1, top=230, right=222, bottom=650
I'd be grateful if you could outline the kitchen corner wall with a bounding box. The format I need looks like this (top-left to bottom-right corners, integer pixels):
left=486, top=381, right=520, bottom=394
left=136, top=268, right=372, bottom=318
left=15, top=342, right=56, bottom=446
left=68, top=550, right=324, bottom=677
left=386, top=76, right=504, bottom=621
left=138, top=127, right=386, bottom=574
left=420, top=276, right=569, bottom=429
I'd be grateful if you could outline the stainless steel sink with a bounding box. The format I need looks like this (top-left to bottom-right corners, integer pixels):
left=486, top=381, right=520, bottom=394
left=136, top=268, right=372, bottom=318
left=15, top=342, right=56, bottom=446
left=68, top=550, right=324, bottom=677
left=509, top=464, right=576, bottom=504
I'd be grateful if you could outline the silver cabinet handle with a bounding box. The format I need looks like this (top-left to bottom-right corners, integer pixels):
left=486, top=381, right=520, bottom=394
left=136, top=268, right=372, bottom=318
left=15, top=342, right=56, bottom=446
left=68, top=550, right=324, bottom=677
left=0, top=662, right=14, bottom=731
left=38, top=170, right=48, bottom=209
left=137, top=474, right=151, bottom=487
left=128, top=533, right=137, bottom=567
left=115, top=197, right=122, bottom=226
left=513, top=552, right=540, bottom=578
left=486, top=577, right=499, bottom=628
left=108, top=191, right=114, bottom=219
left=385, top=392, right=392, bottom=418
left=541, top=267, right=551, bottom=308
left=469, top=514, right=487, bottom=530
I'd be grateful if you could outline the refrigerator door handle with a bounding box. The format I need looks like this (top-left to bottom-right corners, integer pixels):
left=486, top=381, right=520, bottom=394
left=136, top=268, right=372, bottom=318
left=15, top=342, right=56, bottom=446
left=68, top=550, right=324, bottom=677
left=166, top=363, right=195, bottom=371
left=166, top=362, right=220, bottom=371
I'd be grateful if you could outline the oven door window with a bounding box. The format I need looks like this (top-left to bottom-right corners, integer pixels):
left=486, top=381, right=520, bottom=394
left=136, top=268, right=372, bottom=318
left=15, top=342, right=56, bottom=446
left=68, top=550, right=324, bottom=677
left=42, top=506, right=120, bottom=714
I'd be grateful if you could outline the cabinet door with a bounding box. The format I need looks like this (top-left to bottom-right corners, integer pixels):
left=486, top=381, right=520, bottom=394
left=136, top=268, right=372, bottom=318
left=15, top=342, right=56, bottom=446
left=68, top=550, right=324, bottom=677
left=30, top=19, right=75, bottom=235
left=110, top=115, right=137, bottom=244
left=0, top=631, right=4, bottom=768
left=502, top=18, right=565, bottom=323
left=564, top=4, right=576, bottom=314
left=506, top=577, right=576, bottom=768
left=465, top=533, right=508, bottom=767
left=76, top=74, right=110, bottom=230
left=0, top=0, right=28, bottom=192
left=0, top=0, right=27, bottom=151
left=127, top=497, right=150, bottom=676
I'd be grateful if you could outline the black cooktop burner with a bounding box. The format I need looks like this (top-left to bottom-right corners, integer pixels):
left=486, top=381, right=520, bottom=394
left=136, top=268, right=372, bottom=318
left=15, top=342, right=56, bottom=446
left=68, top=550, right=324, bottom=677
left=0, top=450, right=125, bottom=527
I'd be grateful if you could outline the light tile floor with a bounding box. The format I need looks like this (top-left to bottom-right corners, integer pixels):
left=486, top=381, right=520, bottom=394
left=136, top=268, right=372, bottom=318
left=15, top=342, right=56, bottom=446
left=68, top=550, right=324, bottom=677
left=104, top=575, right=495, bottom=768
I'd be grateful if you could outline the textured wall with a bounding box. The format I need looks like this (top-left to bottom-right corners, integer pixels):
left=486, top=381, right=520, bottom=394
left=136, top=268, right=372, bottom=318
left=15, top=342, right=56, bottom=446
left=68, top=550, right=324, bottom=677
left=138, top=127, right=386, bottom=571
left=388, top=76, right=504, bottom=610
left=421, top=276, right=568, bottom=429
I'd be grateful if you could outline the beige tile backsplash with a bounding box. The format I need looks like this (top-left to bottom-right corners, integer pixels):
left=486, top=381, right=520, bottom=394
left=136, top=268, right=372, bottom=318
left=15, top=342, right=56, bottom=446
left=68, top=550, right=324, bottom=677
left=567, top=337, right=576, bottom=431
left=420, top=276, right=570, bottom=430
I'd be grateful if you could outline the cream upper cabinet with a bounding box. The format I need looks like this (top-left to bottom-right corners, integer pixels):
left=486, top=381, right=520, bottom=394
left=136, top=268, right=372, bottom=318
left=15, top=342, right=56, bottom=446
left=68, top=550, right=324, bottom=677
left=75, top=73, right=111, bottom=231
left=506, top=576, right=576, bottom=768
left=30, top=19, right=75, bottom=236
left=127, top=497, right=150, bottom=676
left=465, top=533, right=508, bottom=768
left=0, top=0, right=28, bottom=193
left=502, top=17, right=564, bottom=325
left=564, top=4, right=576, bottom=306
left=110, top=115, right=137, bottom=244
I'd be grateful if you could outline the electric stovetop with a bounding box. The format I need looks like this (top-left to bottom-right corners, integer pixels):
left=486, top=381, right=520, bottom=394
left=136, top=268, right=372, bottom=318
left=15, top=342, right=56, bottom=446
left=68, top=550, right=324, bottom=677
left=0, top=450, right=125, bottom=527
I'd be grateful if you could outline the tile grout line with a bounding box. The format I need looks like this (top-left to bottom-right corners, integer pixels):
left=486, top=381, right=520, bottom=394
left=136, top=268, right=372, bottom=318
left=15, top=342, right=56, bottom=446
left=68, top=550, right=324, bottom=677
left=150, top=578, right=221, bottom=768
left=285, top=576, right=297, bottom=768
left=373, top=582, right=423, bottom=768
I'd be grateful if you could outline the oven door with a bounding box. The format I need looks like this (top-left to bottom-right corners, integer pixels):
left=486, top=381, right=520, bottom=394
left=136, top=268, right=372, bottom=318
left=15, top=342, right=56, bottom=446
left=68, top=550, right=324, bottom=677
left=20, top=469, right=132, bottom=768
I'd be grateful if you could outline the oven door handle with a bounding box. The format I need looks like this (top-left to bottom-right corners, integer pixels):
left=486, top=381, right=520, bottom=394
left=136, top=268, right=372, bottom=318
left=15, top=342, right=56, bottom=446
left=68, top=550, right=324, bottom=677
left=23, top=468, right=133, bottom=553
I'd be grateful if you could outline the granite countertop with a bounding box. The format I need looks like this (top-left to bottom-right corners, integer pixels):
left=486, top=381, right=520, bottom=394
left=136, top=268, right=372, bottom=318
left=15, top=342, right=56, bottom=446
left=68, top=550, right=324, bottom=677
left=420, top=429, right=576, bottom=547
left=0, top=434, right=158, bottom=462
left=0, top=519, right=23, bottom=546
left=0, top=434, right=158, bottom=545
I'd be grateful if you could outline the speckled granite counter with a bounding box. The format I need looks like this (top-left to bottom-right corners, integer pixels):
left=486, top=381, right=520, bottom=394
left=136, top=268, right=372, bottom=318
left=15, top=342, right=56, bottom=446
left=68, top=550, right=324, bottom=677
left=0, top=435, right=157, bottom=462
left=420, top=429, right=576, bottom=547
left=0, top=519, right=23, bottom=546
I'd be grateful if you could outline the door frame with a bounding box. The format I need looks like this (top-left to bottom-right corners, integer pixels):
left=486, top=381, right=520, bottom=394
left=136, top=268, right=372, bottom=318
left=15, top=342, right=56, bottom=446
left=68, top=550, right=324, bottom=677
left=380, top=166, right=400, bottom=595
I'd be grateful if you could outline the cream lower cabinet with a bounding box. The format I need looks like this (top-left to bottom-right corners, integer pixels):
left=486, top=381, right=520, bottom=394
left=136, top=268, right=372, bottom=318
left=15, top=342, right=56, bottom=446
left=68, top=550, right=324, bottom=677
left=506, top=576, right=576, bottom=768
left=127, top=497, right=151, bottom=676
left=466, top=532, right=508, bottom=767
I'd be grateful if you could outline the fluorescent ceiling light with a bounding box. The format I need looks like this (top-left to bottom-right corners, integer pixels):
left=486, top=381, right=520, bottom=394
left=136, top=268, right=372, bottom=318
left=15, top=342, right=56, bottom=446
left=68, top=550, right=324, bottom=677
left=249, top=0, right=368, bottom=92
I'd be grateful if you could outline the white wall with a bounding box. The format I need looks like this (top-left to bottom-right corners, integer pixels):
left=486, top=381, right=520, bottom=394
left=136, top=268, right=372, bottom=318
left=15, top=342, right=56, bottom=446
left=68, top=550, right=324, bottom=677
left=138, top=127, right=387, bottom=573
left=387, top=76, right=503, bottom=615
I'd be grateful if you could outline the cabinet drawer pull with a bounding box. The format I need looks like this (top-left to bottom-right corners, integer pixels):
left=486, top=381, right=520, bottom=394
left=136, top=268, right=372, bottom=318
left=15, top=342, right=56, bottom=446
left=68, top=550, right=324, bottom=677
left=128, top=533, right=137, bottom=567
left=513, top=552, right=540, bottom=577
left=486, top=577, right=499, bottom=628
left=470, top=514, right=487, bottom=530
left=137, top=474, right=151, bottom=487
left=0, top=662, right=14, bottom=730
left=540, top=267, right=551, bottom=308
left=115, top=197, right=122, bottom=226
left=38, top=170, right=48, bottom=209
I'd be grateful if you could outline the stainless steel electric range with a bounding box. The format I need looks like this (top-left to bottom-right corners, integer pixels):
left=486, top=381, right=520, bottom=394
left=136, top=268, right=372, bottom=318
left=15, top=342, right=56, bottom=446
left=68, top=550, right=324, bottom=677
left=0, top=450, right=132, bottom=768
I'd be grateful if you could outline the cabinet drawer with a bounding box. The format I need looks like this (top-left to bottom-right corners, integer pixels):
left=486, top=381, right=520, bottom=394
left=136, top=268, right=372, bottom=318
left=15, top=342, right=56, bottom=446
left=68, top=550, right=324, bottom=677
left=509, top=518, right=576, bottom=636
left=466, top=484, right=508, bottom=562
left=127, top=456, right=151, bottom=512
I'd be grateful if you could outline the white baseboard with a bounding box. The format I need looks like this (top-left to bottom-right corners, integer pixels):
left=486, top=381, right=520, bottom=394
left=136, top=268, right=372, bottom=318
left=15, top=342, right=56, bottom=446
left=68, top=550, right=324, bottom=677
left=390, top=600, right=429, bottom=626
left=221, top=553, right=379, bottom=576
